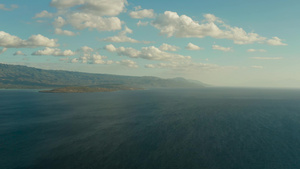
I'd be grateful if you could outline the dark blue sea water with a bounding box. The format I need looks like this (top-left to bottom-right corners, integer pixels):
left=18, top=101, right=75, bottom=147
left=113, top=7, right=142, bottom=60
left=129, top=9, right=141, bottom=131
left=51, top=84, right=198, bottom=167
left=1, top=88, right=300, bottom=169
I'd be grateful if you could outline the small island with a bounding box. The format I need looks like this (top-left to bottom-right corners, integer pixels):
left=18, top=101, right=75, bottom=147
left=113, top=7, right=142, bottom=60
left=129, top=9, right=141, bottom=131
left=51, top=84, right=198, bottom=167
left=39, top=86, right=142, bottom=93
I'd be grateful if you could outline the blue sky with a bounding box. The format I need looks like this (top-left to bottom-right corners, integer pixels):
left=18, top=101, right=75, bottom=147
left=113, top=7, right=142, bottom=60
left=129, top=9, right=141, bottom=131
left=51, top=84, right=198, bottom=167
left=0, top=0, right=299, bottom=87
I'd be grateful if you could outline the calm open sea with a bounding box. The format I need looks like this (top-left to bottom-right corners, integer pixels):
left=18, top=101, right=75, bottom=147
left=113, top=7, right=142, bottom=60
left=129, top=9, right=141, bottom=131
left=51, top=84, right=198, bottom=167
left=1, top=88, right=300, bottom=169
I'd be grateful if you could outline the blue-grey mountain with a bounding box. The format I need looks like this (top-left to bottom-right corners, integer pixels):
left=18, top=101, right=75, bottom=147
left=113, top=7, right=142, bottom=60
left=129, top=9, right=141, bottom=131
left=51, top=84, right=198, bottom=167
left=0, top=63, right=206, bottom=90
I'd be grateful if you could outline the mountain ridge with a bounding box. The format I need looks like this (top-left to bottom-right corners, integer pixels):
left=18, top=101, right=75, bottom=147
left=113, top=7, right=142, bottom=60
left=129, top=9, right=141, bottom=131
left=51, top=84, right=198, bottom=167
left=0, top=63, right=206, bottom=89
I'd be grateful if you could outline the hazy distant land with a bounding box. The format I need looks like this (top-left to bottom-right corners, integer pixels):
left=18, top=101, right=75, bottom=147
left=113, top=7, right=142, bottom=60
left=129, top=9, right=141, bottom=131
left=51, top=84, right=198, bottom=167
left=0, top=63, right=208, bottom=93
left=40, top=86, right=143, bottom=93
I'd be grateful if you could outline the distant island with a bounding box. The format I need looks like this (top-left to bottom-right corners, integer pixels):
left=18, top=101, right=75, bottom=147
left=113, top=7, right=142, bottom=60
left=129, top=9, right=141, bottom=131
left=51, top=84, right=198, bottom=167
left=0, top=63, right=208, bottom=93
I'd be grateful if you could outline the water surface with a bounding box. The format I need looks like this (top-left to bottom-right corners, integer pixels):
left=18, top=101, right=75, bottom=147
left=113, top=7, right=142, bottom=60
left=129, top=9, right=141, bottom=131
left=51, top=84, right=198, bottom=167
left=1, top=88, right=300, bottom=169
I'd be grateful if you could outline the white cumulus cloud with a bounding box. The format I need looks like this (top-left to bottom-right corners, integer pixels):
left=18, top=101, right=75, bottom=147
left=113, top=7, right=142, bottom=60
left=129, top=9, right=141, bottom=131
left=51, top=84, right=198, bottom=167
left=212, top=45, right=232, bottom=52
left=247, top=49, right=266, bottom=52
left=70, top=46, right=113, bottom=64
left=104, top=44, right=117, bottom=52
left=105, top=44, right=191, bottom=61
left=0, top=48, right=7, bottom=55
left=50, top=0, right=128, bottom=16
left=54, top=28, right=76, bottom=36
left=0, top=31, right=58, bottom=48
left=102, top=26, right=151, bottom=43
left=266, top=37, right=287, bottom=46
left=13, top=51, right=26, bottom=56
left=129, top=9, right=155, bottom=19
left=159, top=43, right=179, bottom=51
left=34, top=10, right=54, bottom=18
left=185, top=43, right=203, bottom=50
left=52, top=17, right=77, bottom=36
left=67, top=12, right=122, bottom=31
left=79, top=53, right=112, bottom=64
left=32, top=47, right=75, bottom=56
left=152, top=11, right=285, bottom=45
left=203, top=14, right=223, bottom=23
left=49, top=0, right=127, bottom=33
left=137, top=20, right=149, bottom=26
left=53, top=17, right=66, bottom=28
left=117, top=59, right=138, bottom=68
left=79, top=46, right=94, bottom=53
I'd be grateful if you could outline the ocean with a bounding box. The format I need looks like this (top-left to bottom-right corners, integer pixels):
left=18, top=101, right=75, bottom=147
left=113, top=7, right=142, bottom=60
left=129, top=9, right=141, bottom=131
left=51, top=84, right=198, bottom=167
left=1, top=88, right=300, bottom=169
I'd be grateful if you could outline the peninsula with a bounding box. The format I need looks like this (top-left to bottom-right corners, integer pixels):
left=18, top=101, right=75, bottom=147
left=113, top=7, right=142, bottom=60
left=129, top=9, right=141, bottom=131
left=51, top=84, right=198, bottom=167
left=0, top=63, right=208, bottom=93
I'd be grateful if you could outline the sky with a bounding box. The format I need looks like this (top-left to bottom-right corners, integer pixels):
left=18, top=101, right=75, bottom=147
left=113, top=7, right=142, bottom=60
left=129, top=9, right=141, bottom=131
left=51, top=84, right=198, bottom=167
left=0, top=0, right=299, bottom=88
